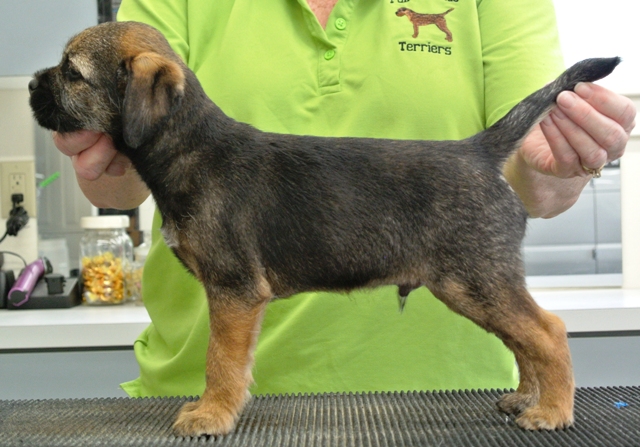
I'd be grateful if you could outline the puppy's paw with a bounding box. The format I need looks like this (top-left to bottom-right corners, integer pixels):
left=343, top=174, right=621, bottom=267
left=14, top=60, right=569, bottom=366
left=496, top=391, right=537, bottom=416
left=515, top=405, right=574, bottom=430
left=172, top=400, right=238, bottom=437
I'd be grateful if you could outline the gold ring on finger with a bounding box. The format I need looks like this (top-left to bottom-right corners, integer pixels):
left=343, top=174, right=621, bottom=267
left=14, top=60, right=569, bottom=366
left=582, top=164, right=605, bottom=178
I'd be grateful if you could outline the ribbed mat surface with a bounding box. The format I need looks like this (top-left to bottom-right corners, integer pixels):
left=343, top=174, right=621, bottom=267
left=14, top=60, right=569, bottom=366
left=1, top=387, right=639, bottom=446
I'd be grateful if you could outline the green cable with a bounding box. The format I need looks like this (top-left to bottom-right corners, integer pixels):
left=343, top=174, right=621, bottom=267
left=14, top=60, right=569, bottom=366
left=38, top=172, right=60, bottom=189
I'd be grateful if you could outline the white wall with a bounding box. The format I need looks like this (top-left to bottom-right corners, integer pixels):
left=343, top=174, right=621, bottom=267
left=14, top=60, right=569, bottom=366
left=554, top=1, right=640, bottom=286
left=0, top=1, right=97, bottom=77
left=0, top=84, right=38, bottom=270
left=0, top=1, right=96, bottom=271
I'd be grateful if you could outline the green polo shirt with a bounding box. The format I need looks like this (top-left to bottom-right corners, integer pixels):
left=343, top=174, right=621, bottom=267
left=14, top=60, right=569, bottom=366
left=118, top=0, right=563, bottom=398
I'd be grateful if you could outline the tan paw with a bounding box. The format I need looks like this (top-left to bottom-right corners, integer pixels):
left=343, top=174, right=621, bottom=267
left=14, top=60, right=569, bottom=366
left=496, top=391, right=538, bottom=416
left=515, top=405, right=574, bottom=430
left=172, top=400, right=238, bottom=437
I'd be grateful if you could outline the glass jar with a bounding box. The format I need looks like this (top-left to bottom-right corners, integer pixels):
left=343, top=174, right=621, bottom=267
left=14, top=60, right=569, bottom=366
left=80, top=216, right=134, bottom=305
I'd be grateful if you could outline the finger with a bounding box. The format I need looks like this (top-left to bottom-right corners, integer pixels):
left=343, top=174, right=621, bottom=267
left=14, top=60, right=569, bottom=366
left=553, top=94, right=610, bottom=167
left=539, top=114, right=588, bottom=178
left=575, top=83, right=637, bottom=133
left=71, top=134, right=118, bottom=181
left=53, top=130, right=103, bottom=157
left=105, top=152, right=132, bottom=177
left=556, top=90, right=628, bottom=161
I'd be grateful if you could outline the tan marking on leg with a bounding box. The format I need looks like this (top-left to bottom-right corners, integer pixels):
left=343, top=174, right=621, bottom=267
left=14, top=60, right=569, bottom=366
left=431, top=279, right=574, bottom=430
left=173, top=297, right=269, bottom=436
left=514, top=311, right=574, bottom=430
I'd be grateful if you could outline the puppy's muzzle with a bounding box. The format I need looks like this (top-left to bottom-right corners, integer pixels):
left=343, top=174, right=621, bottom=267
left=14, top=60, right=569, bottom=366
left=29, top=69, right=83, bottom=133
left=29, top=72, right=52, bottom=115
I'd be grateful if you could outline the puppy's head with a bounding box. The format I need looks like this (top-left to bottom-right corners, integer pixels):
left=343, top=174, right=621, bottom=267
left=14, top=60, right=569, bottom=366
left=29, top=21, right=185, bottom=148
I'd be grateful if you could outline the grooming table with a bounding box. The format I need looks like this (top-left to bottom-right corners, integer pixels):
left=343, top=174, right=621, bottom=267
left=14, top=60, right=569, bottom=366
left=1, top=387, right=638, bottom=446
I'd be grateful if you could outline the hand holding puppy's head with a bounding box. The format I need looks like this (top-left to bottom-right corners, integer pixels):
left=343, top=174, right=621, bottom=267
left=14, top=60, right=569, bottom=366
left=29, top=21, right=185, bottom=148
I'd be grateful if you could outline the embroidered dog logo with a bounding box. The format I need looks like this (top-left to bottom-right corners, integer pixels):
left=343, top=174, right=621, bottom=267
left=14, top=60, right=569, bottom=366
left=396, top=7, right=454, bottom=42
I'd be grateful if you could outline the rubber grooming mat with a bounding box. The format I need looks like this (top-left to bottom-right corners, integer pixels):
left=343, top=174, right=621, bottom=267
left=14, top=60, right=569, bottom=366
left=1, top=387, right=639, bottom=446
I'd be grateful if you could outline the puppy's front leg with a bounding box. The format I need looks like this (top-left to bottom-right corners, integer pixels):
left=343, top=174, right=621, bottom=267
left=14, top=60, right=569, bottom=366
left=173, top=297, right=268, bottom=437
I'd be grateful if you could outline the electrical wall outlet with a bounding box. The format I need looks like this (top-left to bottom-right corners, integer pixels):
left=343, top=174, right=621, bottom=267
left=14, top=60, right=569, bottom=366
left=1, top=160, right=37, bottom=219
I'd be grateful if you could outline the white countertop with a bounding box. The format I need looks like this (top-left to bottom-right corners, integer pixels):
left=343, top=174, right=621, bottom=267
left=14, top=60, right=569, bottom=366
left=531, top=287, right=640, bottom=333
left=1, top=288, right=639, bottom=350
left=0, top=304, right=150, bottom=350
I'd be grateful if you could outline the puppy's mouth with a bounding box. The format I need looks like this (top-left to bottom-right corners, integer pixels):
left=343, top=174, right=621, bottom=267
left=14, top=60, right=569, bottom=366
left=28, top=72, right=83, bottom=133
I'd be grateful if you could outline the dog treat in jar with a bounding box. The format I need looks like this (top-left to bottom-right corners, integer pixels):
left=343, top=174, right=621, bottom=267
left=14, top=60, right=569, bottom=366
left=80, top=216, right=134, bottom=305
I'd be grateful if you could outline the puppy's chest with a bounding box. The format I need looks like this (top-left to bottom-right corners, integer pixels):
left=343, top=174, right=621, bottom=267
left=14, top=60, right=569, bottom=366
left=160, top=221, right=200, bottom=276
left=160, top=224, right=180, bottom=250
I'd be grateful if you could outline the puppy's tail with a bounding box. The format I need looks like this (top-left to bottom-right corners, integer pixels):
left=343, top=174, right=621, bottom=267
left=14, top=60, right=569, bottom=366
left=474, top=57, right=621, bottom=162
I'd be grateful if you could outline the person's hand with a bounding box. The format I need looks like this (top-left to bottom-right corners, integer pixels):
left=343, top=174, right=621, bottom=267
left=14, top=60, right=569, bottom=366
left=505, top=83, right=635, bottom=218
left=52, top=130, right=150, bottom=209
left=519, top=82, right=636, bottom=179
left=53, top=130, right=132, bottom=180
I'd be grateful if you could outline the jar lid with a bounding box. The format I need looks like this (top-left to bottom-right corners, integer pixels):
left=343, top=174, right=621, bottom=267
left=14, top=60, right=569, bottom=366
left=81, top=215, right=130, bottom=229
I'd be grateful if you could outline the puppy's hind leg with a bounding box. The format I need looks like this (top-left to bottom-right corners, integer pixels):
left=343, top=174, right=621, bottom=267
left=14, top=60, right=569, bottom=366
left=508, top=306, right=574, bottom=430
left=172, top=286, right=270, bottom=437
left=431, top=278, right=574, bottom=430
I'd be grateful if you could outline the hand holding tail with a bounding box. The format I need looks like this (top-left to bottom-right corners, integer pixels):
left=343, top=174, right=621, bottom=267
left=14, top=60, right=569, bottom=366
left=503, top=58, right=635, bottom=218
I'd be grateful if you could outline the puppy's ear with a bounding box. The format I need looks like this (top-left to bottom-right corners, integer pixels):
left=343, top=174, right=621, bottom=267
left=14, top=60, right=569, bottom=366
left=123, top=52, right=185, bottom=148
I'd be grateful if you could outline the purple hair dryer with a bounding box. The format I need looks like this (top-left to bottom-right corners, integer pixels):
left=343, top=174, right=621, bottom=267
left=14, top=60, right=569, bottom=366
left=8, top=257, right=52, bottom=307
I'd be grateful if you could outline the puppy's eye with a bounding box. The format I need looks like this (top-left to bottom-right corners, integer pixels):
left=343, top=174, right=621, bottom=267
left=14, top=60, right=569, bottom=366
left=66, top=66, right=83, bottom=82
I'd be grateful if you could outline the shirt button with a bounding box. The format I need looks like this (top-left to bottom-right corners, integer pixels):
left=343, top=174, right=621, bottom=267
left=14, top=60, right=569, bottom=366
left=335, top=18, right=347, bottom=30
left=324, top=49, right=336, bottom=60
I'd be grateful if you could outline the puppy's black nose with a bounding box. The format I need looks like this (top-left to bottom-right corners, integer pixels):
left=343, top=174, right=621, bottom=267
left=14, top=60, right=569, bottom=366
left=28, top=78, right=39, bottom=93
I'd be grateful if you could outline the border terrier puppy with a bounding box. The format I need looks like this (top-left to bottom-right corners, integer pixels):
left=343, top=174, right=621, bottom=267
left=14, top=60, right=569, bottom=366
left=29, top=21, right=619, bottom=437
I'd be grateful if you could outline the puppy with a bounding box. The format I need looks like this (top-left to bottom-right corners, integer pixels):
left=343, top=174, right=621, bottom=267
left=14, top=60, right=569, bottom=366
left=29, top=21, right=619, bottom=436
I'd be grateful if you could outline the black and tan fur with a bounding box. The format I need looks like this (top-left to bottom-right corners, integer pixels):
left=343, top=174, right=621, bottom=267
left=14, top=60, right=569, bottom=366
left=28, top=21, right=620, bottom=437
left=396, top=7, right=454, bottom=41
